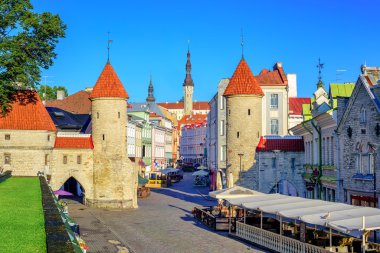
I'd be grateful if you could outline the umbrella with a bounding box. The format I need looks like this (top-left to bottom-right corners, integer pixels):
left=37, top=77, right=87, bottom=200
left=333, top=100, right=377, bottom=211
left=197, top=165, right=207, bottom=170
left=54, top=189, right=74, bottom=196
left=192, top=170, right=209, bottom=176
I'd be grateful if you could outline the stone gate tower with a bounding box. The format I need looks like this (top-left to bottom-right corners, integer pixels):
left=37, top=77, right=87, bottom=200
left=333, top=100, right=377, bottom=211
left=224, top=57, right=264, bottom=187
left=89, top=61, right=137, bottom=208
left=183, top=49, right=194, bottom=115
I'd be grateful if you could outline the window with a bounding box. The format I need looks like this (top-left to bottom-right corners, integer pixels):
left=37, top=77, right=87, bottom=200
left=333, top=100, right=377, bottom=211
left=220, top=96, right=225, bottom=110
left=77, top=155, right=82, bottom=164
left=355, top=154, right=361, bottom=173
left=248, top=109, right=251, bottom=115
left=97, top=112, right=99, bottom=119
left=228, top=109, right=231, bottom=115
left=361, top=129, right=366, bottom=134
left=220, top=120, right=225, bottom=136
left=5, top=134, right=10, bottom=140
left=291, top=158, right=296, bottom=169
left=45, top=154, right=49, bottom=166
left=270, top=119, right=279, bottom=135
left=103, top=134, right=105, bottom=141
left=142, top=145, right=146, bottom=157
left=369, top=154, right=374, bottom=174
left=272, top=157, right=276, bottom=168
left=4, top=153, right=11, bottom=165
left=221, top=145, right=226, bottom=161
left=360, top=106, right=366, bottom=123
left=118, top=112, right=120, bottom=118
left=63, top=155, right=67, bottom=164
left=270, top=94, right=278, bottom=109
left=237, top=131, right=240, bottom=138
left=47, top=135, right=50, bottom=141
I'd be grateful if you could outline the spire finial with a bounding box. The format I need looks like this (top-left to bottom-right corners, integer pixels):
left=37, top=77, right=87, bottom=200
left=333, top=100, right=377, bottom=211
left=241, top=28, right=244, bottom=59
left=107, top=32, right=113, bottom=63
left=317, top=58, right=325, bottom=88
left=187, top=39, right=190, bottom=52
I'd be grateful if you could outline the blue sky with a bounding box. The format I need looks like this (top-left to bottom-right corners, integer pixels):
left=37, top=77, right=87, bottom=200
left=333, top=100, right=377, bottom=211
left=33, top=0, right=380, bottom=102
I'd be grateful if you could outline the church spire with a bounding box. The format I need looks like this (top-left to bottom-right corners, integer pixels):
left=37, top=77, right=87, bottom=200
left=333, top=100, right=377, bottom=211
left=183, top=47, right=194, bottom=87
left=316, top=58, right=325, bottom=89
left=146, top=75, right=155, bottom=103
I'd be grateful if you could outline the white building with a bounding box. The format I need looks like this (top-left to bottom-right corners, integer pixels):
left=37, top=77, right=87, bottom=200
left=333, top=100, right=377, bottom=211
left=180, top=122, right=207, bottom=165
left=127, top=121, right=136, bottom=158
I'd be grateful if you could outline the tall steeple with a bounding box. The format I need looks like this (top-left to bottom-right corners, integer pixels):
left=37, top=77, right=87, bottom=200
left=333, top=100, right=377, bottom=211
left=146, top=75, right=155, bottom=103
left=316, top=58, right=325, bottom=89
left=183, top=49, right=194, bottom=87
left=183, top=47, right=194, bottom=115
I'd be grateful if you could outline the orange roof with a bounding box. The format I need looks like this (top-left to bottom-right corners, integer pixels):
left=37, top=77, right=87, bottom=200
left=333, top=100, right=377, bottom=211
left=157, top=101, right=210, bottom=110
left=177, top=113, right=207, bottom=130
left=289, top=97, right=311, bottom=115
left=46, top=90, right=91, bottom=114
left=0, top=91, right=56, bottom=131
left=223, top=58, right=264, bottom=96
left=255, top=63, right=288, bottom=86
left=256, top=136, right=304, bottom=152
left=89, top=62, right=129, bottom=99
left=54, top=136, right=94, bottom=149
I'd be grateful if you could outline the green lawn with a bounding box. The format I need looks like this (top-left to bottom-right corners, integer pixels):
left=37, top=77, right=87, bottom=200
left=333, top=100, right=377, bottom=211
left=0, top=177, right=46, bottom=253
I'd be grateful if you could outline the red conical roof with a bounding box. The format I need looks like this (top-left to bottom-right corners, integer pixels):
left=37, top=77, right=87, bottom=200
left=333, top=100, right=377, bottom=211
left=89, top=62, right=129, bottom=99
left=223, top=58, right=264, bottom=96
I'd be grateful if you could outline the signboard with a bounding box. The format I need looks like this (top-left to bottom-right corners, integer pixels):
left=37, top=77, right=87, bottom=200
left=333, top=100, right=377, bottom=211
left=300, top=222, right=306, bottom=242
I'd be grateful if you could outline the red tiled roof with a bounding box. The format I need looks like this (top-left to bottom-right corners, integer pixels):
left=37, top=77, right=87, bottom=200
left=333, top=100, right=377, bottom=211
left=157, top=101, right=210, bottom=110
left=46, top=90, right=91, bottom=114
left=54, top=136, right=94, bottom=149
left=289, top=97, right=311, bottom=115
left=256, top=136, right=304, bottom=152
left=255, top=64, right=288, bottom=86
left=0, top=91, right=56, bottom=131
left=89, top=62, right=129, bottom=99
left=177, top=113, right=207, bottom=130
left=223, top=58, right=264, bottom=96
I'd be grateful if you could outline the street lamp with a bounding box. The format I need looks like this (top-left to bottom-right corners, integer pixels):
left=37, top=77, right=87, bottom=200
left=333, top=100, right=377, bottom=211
left=238, top=153, right=244, bottom=181
left=273, top=150, right=280, bottom=193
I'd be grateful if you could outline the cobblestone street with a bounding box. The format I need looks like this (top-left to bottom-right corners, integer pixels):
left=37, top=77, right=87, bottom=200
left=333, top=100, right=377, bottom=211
left=67, top=173, right=266, bottom=253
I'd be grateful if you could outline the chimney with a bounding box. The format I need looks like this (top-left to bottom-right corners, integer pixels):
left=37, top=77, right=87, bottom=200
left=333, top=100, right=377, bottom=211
left=287, top=74, right=297, bottom=97
left=85, top=87, right=93, bottom=93
left=57, top=90, right=65, bottom=100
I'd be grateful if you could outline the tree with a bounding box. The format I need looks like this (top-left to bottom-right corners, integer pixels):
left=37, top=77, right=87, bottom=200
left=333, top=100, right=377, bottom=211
left=37, top=85, right=68, bottom=101
left=0, top=0, right=66, bottom=114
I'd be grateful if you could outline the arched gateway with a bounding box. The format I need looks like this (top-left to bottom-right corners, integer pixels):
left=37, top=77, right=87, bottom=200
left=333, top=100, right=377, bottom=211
left=0, top=61, right=138, bottom=209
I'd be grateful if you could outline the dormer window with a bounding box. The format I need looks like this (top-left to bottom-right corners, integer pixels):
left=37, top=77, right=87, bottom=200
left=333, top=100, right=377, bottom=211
left=360, top=106, right=366, bottom=123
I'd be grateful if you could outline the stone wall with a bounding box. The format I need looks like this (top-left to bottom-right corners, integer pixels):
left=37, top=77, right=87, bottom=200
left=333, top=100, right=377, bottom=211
left=248, top=151, right=305, bottom=196
left=49, top=148, right=94, bottom=202
left=0, top=130, right=55, bottom=176
left=339, top=79, right=380, bottom=204
left=226, top=95, right=262, bottom=186
left=91, top=98, right=137, bottom=208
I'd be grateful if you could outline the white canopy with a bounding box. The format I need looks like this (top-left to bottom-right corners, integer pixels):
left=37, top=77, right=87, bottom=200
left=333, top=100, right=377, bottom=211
left=227, top=194, right=286, bottom=206
left=278, top=203, right=352, bottom=219
left=192, top=170, right=209, bottom=176
left=209, top=186, right=264, bottom=199
left=329, top=215, right=380, bottom=237
left=243, top=196, right=306, bottom=210
left=161, top=167, right=179, bottom=174
left=258, top=199, right=331, bottom=214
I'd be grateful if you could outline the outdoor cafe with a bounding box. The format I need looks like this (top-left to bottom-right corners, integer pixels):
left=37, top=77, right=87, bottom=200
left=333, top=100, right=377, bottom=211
left=193, top=186, right=380, bottom=253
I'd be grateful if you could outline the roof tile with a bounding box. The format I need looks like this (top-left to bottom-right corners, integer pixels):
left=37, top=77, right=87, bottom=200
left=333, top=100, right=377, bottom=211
left=0, top=91, right=56, bottom=131
left=54, top=136, right=94, bottom=149
left=289, top=97, right=311, bottom=115
left=46, top=90, right=91, bottom=114
left=256, top=136, right=304, bottom=152
left=223, top=58, right=264, bottom=96
left=89, top=62, right=129, bottom=99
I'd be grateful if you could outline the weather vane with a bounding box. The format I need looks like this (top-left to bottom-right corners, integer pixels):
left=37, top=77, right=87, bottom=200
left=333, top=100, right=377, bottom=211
left=107, top=31, right=113, bottom=62
left=241, top=28, right=244, bottom=58
left=317, top=57, right=324, bottom=81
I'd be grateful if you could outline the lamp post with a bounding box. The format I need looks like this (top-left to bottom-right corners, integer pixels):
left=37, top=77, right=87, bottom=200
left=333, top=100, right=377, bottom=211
left=273, top=150, right=280, bottom=193
left=238, top=153, right=244, bottom=182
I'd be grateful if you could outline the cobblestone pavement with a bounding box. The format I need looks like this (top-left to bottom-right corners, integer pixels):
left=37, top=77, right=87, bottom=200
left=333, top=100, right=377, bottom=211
left=67, top=173, right=267, bottom=253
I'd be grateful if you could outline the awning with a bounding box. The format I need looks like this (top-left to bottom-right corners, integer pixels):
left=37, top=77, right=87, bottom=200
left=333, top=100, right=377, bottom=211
left=209, top=186, right=264, bottom=199
left=328, top=215, right=380, bottom=237
left=243, top=196, right=306, bottom=210
left=259, top=199, right=332, bottom=214
left=227, top=194, right=286, bottom=207
left=278, top=203, right=353, bottom=219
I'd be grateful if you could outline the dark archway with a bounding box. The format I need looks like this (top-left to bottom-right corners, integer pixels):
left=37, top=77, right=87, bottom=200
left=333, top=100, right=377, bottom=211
left=59, top=176, right=85, bottom=203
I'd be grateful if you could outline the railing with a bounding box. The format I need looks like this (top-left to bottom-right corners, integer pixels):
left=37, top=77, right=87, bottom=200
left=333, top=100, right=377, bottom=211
left=235, top=221, right=330, bottom=253
left=193, top=207, right=238, bottom=231
left=193, top=207, right=216, bottom=230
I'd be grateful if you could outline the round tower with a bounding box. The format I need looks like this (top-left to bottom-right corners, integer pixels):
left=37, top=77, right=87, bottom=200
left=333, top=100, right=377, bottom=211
left=183, top=49, right=194, bottom=115
left=223, top=58, right=264, bottom=187
left=89, top=61, right=137, bottom=208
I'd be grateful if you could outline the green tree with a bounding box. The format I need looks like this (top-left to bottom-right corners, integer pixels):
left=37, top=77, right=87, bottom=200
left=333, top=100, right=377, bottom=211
left=37, top=85, right=68, bottom=101
left=0, top=0, right=66, bottom=114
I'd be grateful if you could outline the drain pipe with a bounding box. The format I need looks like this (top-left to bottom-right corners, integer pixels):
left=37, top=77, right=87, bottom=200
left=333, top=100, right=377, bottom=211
left=311, top=120, right=322, bottom=200
left=334, top=130, right=341, bottom=203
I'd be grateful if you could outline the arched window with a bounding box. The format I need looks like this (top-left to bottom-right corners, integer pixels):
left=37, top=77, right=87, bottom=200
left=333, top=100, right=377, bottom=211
left=360, top=106, right=366, bottom=123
